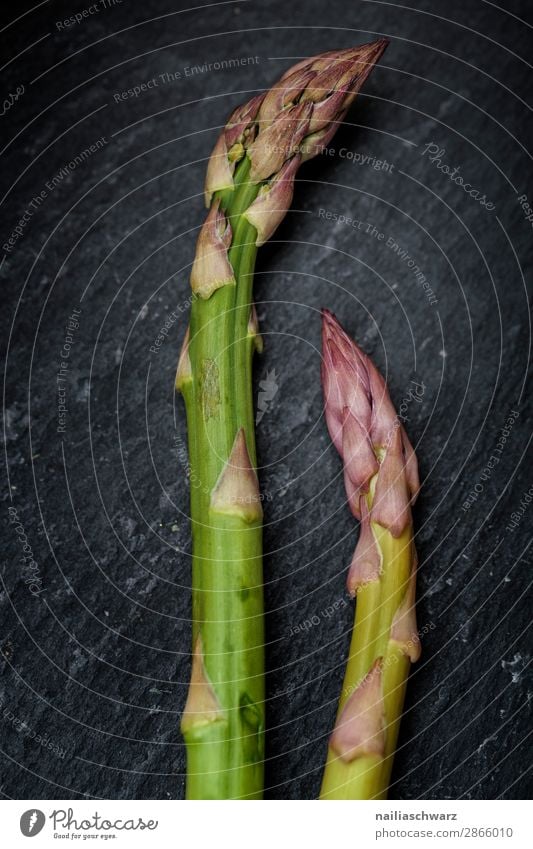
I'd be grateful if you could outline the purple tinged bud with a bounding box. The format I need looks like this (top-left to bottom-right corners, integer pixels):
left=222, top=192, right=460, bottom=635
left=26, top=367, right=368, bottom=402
left=257, top=69, right=315, bottom=129
left=300, top=61, right=360, bottom=134
left=190, top=199, right=235, bottom=299
left=346, top=497, right=382, bottom=596
left=248, top=101, right=312, bottom=183
left=224, top=94, right=264, bottom=149
left=248, top=303, right=263, bottom=352
left=301, top=39, right=388, bottom=160
left=342, top=408, right=379, bottom=494
left=401, top=425, right=420, bottom=503
left=366, top=359, right=399, bottom=447
left=307, top=89, right=350, bottom=133
left=390, top=557, right=421, bottom=661
left=321, top=342, right=345, bottom=454
left=277, top=40, right=388, bottom=84
left=343, top=465, right=363, bottom=520
left=181, top=635, right=225, bottom=733
left=329, top=657, right=386, bottom=762
left=337, top=39, right=390, bottom=110
left=244, top=155, right=301, bottom=246
left=204, top=132, right=235, bottom=206
left=300, top=60, right=354, bottom=105
left=371, top=426, right=411, bottom=538
left=299, top=116, right=344, bottom=163
left=210, top=427, right=263, bottom=523
left=204, top=94, right=264, bottom=205
left=321, top=311, right=372, bottom=450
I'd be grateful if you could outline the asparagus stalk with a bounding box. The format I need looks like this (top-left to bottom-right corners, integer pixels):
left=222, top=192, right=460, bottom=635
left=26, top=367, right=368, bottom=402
left=177, top=40, right=389, bottom=800
left=319, top=310, right=421, bottom=800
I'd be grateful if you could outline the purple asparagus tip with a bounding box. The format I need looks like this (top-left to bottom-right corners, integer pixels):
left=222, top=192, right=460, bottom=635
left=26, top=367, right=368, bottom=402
left=321, top=309, right=419, bottom=541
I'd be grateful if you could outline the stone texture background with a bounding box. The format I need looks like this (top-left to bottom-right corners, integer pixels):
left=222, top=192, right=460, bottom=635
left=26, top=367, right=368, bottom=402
left=1, top=0, right=531, bottom=799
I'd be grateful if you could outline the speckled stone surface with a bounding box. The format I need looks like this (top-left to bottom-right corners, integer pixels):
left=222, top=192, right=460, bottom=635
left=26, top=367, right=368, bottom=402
left=1, top=0, right=531, bottom=800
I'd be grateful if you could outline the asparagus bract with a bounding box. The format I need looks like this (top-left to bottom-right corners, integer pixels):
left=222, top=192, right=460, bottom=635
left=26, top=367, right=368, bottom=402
left=319, top=310, right=420, bottom=800
left=177, top=41, right=388, bottom=800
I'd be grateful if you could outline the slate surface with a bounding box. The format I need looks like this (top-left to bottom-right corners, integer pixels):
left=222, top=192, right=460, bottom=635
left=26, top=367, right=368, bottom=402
left=1, top=0, right=531, bottom=800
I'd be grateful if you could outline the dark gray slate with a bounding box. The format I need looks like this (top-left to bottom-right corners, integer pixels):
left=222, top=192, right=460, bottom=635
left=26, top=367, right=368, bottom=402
left=1, top=0, right=531, bottom=800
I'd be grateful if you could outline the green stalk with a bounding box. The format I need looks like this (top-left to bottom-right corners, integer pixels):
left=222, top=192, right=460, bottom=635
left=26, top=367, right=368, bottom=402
left=320, top=490, right=413, bottom=799
left=179, top=158, right=265, bottom=799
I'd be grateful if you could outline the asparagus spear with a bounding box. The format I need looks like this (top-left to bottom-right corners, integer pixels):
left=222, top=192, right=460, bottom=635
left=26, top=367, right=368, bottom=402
left=177, top=40, right=389, bottom=800
left=319, top=310, right=421, bottom=800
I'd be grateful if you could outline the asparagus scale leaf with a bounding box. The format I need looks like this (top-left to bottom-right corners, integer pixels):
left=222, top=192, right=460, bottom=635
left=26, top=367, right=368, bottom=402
left=319, top=310, right=421, bottom=800
left=176, top=41, right=388, bottom=800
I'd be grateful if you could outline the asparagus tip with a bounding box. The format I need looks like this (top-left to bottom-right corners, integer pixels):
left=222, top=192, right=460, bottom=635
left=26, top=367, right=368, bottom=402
left=321, top=309, right=417, bottom=536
